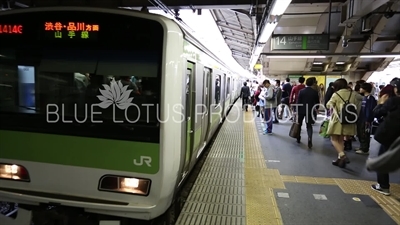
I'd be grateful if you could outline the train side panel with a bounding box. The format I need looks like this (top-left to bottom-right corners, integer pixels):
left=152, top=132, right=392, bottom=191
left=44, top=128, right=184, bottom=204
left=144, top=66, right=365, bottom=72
left=0, top=8, right=184, bottom=221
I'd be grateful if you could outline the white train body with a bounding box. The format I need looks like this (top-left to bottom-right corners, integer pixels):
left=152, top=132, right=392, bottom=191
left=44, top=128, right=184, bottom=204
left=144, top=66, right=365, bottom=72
left=0, top=7, right=244, bottom=223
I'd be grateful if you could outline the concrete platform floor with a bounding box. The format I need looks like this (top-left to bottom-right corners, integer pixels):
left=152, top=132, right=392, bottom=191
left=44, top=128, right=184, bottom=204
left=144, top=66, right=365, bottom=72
left=251, top=113, right=400, bottom=225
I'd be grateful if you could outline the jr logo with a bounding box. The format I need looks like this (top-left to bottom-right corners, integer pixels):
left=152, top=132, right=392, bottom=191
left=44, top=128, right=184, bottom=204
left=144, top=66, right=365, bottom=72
left=133, top=156, right=152, bottom=167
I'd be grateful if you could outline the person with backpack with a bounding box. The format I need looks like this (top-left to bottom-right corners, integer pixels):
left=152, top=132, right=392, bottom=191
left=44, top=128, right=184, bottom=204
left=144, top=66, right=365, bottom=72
left=325, top=79, right=362, bottom=168
left=260, top=79, right=276, bottom=134
left=370, top=77, right=400, bottom=196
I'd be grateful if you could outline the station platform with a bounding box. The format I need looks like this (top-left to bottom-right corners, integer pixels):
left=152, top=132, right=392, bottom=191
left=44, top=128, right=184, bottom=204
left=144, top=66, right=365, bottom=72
left=176, top=102, right=400, bottom=225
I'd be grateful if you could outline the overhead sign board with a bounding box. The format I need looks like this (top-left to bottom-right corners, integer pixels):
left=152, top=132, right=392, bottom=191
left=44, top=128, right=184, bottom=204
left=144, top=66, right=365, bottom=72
left=288, top=75, right=303, bottom=80
left=44, top=22, right=99, bottom=40
left=271, top=34, right=329, bottom=51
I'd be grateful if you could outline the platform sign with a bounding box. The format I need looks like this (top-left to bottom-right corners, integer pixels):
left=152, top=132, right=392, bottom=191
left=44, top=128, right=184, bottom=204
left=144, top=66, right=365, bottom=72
left=271, top=34, right=329, bottom=51
left=288, top=75, right=302, bottom=80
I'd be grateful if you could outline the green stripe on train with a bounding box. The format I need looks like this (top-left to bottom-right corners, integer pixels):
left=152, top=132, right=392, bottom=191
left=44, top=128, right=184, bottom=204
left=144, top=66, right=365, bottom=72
left=0, top=131, right=159, bottom=174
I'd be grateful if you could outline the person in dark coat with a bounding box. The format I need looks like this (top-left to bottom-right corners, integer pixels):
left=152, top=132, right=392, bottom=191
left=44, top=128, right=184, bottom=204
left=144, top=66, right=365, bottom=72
left=324, top=82, right=334, bottom=107
left=371, top=77, right=400, bottom=196
left=296, top=78, right=320, bottom=148
left=240, top=82, right=251, bottom=111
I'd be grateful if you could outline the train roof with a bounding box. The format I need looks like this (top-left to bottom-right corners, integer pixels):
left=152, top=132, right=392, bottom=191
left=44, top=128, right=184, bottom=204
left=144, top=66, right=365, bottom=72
left=173, top=21, right=236, bottom=75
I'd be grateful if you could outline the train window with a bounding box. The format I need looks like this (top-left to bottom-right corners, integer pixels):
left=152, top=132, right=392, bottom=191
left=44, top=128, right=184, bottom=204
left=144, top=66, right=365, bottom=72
left=0, top=48, right=162, bottom=143
left=186, top=69, right=191, bottom=95
left=214, top=75, right=221, bottom=106
left=226, top=77, right=231, bottom=98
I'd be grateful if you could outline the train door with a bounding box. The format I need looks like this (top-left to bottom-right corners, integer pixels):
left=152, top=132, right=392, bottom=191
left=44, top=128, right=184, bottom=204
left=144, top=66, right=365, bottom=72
left=227, top=76, right=232, bottom=104
left=189, top=64, right=206, bottom=163
left=183, top=62, right=195, bottom=173
left=221, top=74, right=227, bottom=116
left=200, top=68, right=211, bottom=148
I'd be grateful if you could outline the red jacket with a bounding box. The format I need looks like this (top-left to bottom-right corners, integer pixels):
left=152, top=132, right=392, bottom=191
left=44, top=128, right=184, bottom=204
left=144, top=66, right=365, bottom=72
left=254, top=90, right=261, bottom=105
left=289, top=84, right=305, bottom=104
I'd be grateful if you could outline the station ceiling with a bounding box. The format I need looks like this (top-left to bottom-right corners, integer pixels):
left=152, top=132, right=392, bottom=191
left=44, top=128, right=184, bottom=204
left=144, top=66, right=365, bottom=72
left=5, top=0, right=400, bottom=80
left=259, top=0, right=400, bottom=80
left=4, top=0, right=344, bottom=9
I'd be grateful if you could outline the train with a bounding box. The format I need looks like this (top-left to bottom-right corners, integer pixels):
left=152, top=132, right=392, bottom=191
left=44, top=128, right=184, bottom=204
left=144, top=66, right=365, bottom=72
left=0, top=6, right=247, bottom=225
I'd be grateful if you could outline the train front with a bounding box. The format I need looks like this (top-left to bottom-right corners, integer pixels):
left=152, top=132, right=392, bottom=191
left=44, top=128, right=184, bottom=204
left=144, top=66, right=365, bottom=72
left=0, top=7, right=181, bottom=224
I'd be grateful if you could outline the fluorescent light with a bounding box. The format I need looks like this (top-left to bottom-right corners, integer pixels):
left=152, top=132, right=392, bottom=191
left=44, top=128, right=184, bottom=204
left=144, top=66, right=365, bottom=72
left=249, top=55, right=258, bottom=69
left=313, top=62, right=323, bottom=65
left=360, top=55, right=400, bottom=58
left=336, top=62, right=345, bottom=64
left=248, top=55, right=255, bottom=69
left=270, top=0, right=292, bottom=16
left=249, top=46, right=264, bottom=68
left=267, top=55, right=326, bottom=59
left=253, top=46, right=263, bottom=56
left=258, top=22, right=277, bottom=43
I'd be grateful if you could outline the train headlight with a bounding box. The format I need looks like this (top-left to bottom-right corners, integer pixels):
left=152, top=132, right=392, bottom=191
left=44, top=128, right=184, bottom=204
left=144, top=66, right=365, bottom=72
left=98, top=175, right=151, bottom=196
left=0, top=163, right=30, bottom=182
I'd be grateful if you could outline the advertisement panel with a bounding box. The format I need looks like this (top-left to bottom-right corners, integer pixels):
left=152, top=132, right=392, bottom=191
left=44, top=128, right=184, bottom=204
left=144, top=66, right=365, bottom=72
left=304, top=75, right=326, bottom=89
left=288, top=75, right=302, bottom=84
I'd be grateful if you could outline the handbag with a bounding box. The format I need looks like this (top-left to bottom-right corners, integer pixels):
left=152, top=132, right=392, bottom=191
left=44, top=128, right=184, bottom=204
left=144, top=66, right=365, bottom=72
left=289, top=122, right=301, bottom=138
left=366, top=136, right=400, bottom=173
left=319, top=120, right=329, bottom=138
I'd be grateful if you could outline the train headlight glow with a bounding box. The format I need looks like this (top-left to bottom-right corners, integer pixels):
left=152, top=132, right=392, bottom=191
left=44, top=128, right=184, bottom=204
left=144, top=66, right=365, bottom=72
left=0, top=163, right=30, bottom=182
left=99, top=175, right=151, bottom=196
left=122, top=178, right=139, bottom=188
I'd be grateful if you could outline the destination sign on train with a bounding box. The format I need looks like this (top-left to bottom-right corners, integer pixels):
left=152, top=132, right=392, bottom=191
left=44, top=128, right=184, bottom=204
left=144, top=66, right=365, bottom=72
left=44, top=22, right=99, bottom=40
left=0, top=24, right=23, bottom=34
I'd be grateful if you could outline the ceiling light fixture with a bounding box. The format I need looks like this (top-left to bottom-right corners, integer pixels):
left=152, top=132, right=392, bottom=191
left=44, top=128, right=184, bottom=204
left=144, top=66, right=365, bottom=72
left=360, top=55, right=400, bottom=58
left=270, top=0, right=292, bottom=16
left=266, top=55, right=326, bottom=59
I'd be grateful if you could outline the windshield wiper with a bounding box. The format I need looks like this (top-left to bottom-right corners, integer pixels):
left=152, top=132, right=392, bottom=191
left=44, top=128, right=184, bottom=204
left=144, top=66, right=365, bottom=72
left=18, top=106, right=40, bottom=112
left=72, top=115, right=141, bottom=131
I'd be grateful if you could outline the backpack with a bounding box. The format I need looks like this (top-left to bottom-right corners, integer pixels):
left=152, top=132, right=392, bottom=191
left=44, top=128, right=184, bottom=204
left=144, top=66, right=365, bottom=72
left=335, top=91, right=358, bottom=124
left=374, top=107, right=400, bottom=149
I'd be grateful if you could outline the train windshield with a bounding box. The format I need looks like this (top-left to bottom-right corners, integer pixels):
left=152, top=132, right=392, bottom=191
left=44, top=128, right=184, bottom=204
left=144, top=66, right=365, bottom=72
left=0, top=10, right=163, bottom=143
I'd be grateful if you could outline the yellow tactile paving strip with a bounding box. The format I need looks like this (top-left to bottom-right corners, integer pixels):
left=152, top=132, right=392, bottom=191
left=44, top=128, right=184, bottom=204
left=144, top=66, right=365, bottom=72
left=244, top=111, right=284, bottom=225
left=243, top=111, right=400, bottom=225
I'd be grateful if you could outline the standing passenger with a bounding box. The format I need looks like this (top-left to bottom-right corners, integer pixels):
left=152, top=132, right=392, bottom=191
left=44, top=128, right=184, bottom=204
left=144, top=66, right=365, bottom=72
left=371, top=78, right=400, bottom=195
left=289, top=77, right=306, bottom=120
left=296, top=78, right=320, bottom=148
left=273, top=80, right=282, bottom=123
left=326, top=79, right=361, bottom=168
left=258, top=85, right=267, bottom=118
left=254, top=86, right=262, bottom=117
left=355, top=83, right=377, bottom=155
left=324, top=82, right=335, bottom=118
left=260, top=80, right=276, bottom=134
left=240, top=82, right=251, bottom=111
left=281, top=78, right=292, bottom=119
